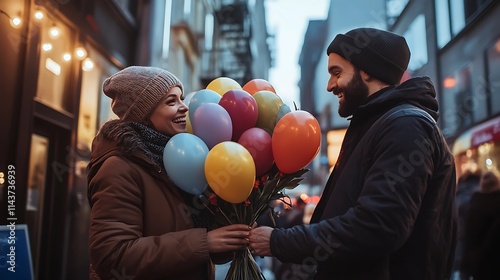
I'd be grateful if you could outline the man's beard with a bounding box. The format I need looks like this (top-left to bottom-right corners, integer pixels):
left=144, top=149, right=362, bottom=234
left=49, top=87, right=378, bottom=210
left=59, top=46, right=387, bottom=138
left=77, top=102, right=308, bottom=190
left=338, top=70, right=369, bottom=118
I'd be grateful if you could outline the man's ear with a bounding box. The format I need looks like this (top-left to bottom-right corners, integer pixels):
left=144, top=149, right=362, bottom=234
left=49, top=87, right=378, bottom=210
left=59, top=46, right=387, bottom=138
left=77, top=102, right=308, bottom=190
left=359, top=70, right=371, bottom=82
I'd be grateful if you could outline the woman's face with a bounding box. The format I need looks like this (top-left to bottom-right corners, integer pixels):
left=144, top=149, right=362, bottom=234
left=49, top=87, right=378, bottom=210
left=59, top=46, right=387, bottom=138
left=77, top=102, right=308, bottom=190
left=149, top=87, right=188, bottom=136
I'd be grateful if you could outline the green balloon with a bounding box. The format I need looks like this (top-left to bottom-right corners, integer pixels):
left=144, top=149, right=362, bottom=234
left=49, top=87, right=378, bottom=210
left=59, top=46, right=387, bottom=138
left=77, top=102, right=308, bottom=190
left=253, top=90, right=283, bottom=134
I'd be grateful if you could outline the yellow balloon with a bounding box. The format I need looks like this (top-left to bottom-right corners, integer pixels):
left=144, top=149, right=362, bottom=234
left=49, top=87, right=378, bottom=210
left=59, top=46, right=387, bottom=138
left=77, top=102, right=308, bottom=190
left=204, top=141, right=256, bottom=203
left=206, top=77, right=242, bottom=96
left=253, top=90, right=284, bottom=134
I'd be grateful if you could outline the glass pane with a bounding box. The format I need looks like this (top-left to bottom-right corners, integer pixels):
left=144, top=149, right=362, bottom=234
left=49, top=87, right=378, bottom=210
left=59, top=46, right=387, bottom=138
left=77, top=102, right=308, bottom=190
left=79, top=45, right=119, bottom=152
left=435, top=0, right=452, bottom=48
left=441, top=65, right=473, bottom=137
left=487, top=38, right=500, bottom=115
left=404, top=14, right=428, bottom=72
left=386, top=0, right=409, bottom=26
left=450, top=0, right=465, bottom=35
left=35, top=14, right=75, bottom=113
left=26, top=134, right=49, bottom=277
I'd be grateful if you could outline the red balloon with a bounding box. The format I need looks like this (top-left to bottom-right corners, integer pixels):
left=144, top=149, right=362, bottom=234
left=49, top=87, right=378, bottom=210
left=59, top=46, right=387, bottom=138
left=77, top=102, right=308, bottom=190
left=272, top=111, right=321, bottom=174
left=218, top=89, right=258, bottom=141
left=238, top=127, right=274, bottom=176
left=243, top=79, right=276, bottom=95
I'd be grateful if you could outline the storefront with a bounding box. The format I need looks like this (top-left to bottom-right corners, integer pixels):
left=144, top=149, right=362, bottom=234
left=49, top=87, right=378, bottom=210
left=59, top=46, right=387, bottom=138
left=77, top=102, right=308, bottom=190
left=453, top=115, right=500, bottom=180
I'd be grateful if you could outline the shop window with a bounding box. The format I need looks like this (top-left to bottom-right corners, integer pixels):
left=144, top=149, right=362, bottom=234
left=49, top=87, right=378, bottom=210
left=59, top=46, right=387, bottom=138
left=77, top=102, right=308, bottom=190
left=441, top=65, right=474, bottom=136
left=487, top=38, right=500, bottom=115
left=78, top=46, right=119, bottom=155
left=35, top=15, right=75, bottom=113
left=477, top=142, right=500, bottom=175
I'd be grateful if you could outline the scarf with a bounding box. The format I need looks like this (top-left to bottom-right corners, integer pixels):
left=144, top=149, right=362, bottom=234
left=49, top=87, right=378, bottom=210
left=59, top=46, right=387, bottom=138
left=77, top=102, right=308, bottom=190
left=130, top=122, right=170, bottom=166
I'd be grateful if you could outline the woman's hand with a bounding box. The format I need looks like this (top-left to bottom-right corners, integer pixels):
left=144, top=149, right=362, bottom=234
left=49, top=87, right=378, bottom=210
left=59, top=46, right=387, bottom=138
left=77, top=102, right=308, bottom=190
left=207, top=224, right=251, bottom=253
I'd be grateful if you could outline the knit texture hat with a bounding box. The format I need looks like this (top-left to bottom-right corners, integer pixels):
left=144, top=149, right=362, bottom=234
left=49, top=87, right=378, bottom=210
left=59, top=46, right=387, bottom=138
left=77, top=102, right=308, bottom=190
left=327, top=27, right=410, bottom=85
left=103, top=66, right=183, bottom=123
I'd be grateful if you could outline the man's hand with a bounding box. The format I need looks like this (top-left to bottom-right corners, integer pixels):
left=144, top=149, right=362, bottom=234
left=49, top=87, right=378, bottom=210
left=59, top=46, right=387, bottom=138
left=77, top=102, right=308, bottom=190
left=249, top=226, right=274, bottom=256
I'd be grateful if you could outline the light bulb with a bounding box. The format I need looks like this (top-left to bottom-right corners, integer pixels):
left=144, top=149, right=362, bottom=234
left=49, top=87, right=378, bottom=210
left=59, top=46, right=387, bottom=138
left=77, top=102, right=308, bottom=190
left=11, top=16, right=22, bottom=28
left=34, top=10, right=44, bottom=21
left=63, top=53, right=72, bottom=61
left=49, top=26, right=60, bottom=39
left=75, top=47, right=87, bottom=59
left=42, top=43, right=52, bottom=51
left=82, top=58, right=94, bottom=71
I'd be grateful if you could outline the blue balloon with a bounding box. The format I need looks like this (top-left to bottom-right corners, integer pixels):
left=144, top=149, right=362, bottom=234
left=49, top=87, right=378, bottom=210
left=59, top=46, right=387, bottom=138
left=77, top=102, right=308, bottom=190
left=275, top=103, right=292, bottom=125
left=163, top=133, right=209, bottom=195
left=188, top=89, right=221, bottom=121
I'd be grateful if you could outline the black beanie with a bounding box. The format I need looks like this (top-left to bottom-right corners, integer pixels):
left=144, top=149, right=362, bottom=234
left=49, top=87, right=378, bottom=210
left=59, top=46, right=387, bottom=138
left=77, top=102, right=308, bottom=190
left=326, top=28, right=410, bottom=85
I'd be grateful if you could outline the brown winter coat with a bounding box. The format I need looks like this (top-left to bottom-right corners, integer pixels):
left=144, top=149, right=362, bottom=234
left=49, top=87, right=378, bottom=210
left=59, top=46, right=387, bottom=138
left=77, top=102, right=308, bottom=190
left=87, top=120, right=214, bottom=280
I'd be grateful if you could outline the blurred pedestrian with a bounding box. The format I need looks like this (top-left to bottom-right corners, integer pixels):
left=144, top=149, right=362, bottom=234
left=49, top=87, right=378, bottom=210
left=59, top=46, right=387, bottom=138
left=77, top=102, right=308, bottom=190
left=87, top=66, right=250, bottom=280
left=249, top=27, right=457, bottom=280
left=452, top=171, right=480, bottom=279
left=461, top=171, right=500, bottom=280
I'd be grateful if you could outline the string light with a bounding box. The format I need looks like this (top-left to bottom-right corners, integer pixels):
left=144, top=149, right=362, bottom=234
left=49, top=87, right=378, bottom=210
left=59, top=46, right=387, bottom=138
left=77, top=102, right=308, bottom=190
left=1, top=9, right=22, bottom=29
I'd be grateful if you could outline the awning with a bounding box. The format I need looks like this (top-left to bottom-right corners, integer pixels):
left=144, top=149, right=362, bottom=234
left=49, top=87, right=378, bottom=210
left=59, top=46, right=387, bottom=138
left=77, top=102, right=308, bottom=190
left=452, top=116, right=500, bottom=155
left=471, top=116, right=500, bottom=148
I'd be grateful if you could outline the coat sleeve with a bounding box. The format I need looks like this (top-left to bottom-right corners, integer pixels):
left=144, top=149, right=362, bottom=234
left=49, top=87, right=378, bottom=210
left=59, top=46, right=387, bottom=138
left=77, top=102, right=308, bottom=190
left=271, top=116, right=436, bottom=263
left=88, top=156, right=210, bottom=279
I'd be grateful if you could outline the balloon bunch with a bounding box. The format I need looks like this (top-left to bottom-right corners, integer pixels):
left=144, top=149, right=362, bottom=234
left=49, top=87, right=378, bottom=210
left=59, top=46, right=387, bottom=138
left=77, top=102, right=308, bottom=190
left=163, top=77, right=321, bottom=204
left=164, top=77, right=321, bottom=280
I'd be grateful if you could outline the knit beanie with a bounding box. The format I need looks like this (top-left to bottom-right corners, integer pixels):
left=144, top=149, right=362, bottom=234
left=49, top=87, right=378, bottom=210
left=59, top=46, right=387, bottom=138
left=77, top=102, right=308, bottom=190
left=326, top=27, right=410, bottom=85
left=103, top=66, right=183, bottom=123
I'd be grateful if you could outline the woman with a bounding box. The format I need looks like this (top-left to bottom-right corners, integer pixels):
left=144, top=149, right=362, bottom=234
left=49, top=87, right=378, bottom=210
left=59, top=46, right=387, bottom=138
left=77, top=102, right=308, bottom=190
left=87, top=66, right=250, bottom=280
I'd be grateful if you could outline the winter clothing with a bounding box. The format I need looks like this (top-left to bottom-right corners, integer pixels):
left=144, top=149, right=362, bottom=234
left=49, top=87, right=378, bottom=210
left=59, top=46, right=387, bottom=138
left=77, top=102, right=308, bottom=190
left=452, top=172, right=480, bottom=275
left=103, top=66, right=183, bottom=122
left=269, top=77, right=457, bottom=280
left=461, top=173, right=500, bottom=279
left=87, top=120, right=213, bottom=280
left=327, top=28, right=410, bottom=85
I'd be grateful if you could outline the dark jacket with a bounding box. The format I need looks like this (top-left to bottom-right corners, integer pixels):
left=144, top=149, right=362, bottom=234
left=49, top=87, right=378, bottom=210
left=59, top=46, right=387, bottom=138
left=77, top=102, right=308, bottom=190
left=461, top=190, right=500, bottom=279
left=270, top=77, right=457, bottom=280
left=87, top=120, right=213, bottom=280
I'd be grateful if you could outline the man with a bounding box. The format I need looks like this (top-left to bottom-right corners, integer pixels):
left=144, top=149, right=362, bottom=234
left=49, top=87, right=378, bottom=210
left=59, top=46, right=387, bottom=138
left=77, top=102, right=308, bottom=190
left=249, top=27, right=457, bottom=280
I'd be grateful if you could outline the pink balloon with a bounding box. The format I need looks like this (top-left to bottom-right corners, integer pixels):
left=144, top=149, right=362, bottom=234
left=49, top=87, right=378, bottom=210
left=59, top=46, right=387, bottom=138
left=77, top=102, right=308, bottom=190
left=218, top=89, right=258, bottom=141
left=192, top=103, right=232, bottom=149
left=238, top=127, right=274, bottom=176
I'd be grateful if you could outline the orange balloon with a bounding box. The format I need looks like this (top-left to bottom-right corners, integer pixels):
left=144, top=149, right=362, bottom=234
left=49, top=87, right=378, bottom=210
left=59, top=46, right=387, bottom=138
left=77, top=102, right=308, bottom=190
left=243, top=79, right=276, bottom=95
left=272, top=111, right=321, bottom=174
left=206, top=77, right=242, bottom=96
